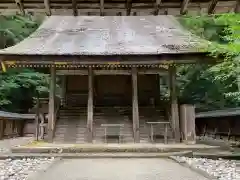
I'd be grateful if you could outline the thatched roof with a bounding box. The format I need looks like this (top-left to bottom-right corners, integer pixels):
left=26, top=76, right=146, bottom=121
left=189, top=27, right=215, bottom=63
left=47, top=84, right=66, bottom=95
left=0, top=16, right=206, bottom=56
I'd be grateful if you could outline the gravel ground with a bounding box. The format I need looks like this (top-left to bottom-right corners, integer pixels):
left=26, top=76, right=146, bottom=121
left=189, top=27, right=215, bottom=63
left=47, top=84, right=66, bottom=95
left=0, top=158, right=55, bottom=180
left=33, top=158, right=208, bottom=180
left=174, top=156, right=240, bottom=180
left=0, top=137, right=33, bottom=154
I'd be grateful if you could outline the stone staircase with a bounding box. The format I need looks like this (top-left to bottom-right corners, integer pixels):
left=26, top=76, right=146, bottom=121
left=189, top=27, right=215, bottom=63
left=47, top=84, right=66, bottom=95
left=53, top=106, right=173, bottom=144
left=53, top=107, right=87, bottom=143
left=93, top=107, right=134, bottom=143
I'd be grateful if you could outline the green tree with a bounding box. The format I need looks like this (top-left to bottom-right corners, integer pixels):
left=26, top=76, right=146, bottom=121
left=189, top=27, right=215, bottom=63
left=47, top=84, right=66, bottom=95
left=0, top=15, right=49, bottom=112
left=0, top=15, right=41, bottom=48
left=178, top=13, right=240, bottom=111
left=0, top=69, right=49, bottom=112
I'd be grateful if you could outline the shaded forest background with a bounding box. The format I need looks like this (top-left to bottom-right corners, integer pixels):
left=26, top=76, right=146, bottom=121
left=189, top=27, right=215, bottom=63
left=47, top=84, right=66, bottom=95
left=0, top=14, right=239, bottom=113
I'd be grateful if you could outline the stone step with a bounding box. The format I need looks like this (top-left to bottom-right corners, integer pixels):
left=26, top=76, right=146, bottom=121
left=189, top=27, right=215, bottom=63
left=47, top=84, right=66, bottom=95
left=55, top=126, right=87, bottom=129
left=54, top=106, right=168, bottom=143
left=59, top=117, right=87, bottom=119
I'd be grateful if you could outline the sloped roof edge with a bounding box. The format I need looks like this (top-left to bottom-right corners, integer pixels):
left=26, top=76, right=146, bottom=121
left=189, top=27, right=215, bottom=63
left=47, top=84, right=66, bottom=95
left=0, top=15, right=208, bottom=56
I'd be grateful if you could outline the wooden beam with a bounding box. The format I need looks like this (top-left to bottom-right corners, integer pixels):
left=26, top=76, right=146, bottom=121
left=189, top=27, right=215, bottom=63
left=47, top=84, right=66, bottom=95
left=126, top=0, right=132, bottom=16
left=180, top=0, right=190, bottom=15
left=87, top=67, right=94, bottom=143
left=208, top=0, right=219, bottom=14
left=235, top=0, right=240, bottom=13
left=56, top=69, right=168, bottom=76
left=72, top=0, right=78, bottom=16
left=1, top=53, right=217, bottom=65
left=154, top=0, right=162, bottom=15
left=132, top=67, right=140, bottom=143
left=44, top=0, right=51, bottom=16
left=15, top=0, right=25, bottom=15
left=100, top=0, right=104, bottom=16
left=47, top=66, right=56, bottom=142
left=169, top=65, right=180, bottom=143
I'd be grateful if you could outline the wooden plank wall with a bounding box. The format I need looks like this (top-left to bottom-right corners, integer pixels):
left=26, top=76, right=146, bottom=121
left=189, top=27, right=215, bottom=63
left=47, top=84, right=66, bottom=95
left=179, top=104, right=196, bottom=144
left=196, top=115, right=240, bottom=141
left=0, top=118, right=24, bottom=140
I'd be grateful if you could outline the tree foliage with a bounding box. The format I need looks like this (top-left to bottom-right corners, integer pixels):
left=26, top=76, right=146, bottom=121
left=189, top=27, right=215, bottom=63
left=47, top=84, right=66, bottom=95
left=0, top=15, right=49, bottom=112
left=0, top=15, right=41, bottom=48
left=0, top=69, right=49, bottom=112
left=178, top=13, right=240, bottom=111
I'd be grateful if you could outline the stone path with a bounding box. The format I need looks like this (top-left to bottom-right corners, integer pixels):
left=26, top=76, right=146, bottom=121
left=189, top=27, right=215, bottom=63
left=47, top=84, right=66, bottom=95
left=173, top=156, right=240, bottom=180
left=0, top=158, right=55, bottom=180
left=34, top=158, right=208, bottom=180
left=0, top=137, right=33, bottom=154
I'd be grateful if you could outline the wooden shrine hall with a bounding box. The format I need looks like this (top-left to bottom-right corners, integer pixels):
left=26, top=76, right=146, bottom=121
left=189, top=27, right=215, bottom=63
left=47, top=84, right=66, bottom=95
left=0, top=16, right=214, bottom=144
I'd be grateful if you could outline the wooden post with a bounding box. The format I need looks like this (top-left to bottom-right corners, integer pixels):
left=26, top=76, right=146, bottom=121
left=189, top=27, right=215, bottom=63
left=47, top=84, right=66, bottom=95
left=180, top=0, right=190, bottom=15
left=180, top=104, right=196, bottom=144
left=132, top=67, right=140, bottom=143
left=34, top=95, right=40, bottom=141
left=208, top=0, right=219, bottom=14
left=72, top=0, right=78, bottom=16
left=126, top=0, right=132, bottom=16
left=87, top=67, right=93, bottom=143
left=47, top=66, right=56, bottom=142
left=15, top=0, right=25, bottom=15
left=100, top=0, right=104, bottom=16
left=169, top=65, right=180, bottom=143
left=154, top=0, right=162, bottom=15
left=235, top=0, right=240, bottom=13
left=164, top=124, right=168, bottom=144
left=44, top=0, right=51, bottom=16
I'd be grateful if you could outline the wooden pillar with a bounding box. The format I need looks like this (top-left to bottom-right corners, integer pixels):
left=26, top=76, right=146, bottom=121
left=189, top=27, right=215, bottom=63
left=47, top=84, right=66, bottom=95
left=87, top=67, right=93, bottom=143
left=126, top=0, right=132, bottom=16
left=35, top=95, right=40, bottom=141
left=44, top=0, right=51, bottom=16
left=47, top=66, right=56, bottom=142
left=154, top=0, right=162, bottom=15
left=169, top=65, right=180, bottom=142
left=15, top=0, right=25, bottom=15
left=100, top=0, right=104, bottom=16
left=132, top=67, right=140, bottom=143
left=235, top=0, right=240, bottom=13
left=180, top=0, right=190, bottom=15
left=208, top=0, right=219, bottom=14
left=72, top=0, right=78, bottom=16
left=61, top=75, right=66, bottom=106
left=180, top=104, right=196, bottom=144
